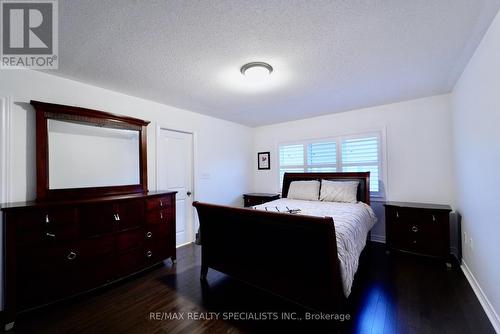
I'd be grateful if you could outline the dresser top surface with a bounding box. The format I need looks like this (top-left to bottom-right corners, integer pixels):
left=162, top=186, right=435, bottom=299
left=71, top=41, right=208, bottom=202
left=0, top=191, right=177, bottom=211
left=384, top=201, right=452, bottom=211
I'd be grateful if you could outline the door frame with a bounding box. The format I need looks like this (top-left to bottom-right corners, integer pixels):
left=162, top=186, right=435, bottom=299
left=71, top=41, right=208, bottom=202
left=0, top=95, right=11, bottom=312
left=0, top=95, right=11, bottom=203
left=155, top=123, right=197, bottom=247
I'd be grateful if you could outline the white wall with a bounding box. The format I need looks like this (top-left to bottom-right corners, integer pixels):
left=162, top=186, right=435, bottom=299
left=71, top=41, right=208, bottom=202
left=253, top=94, right=454, bottom=240
left=452, top=9, right=500, bottom=332
left=0, top=70, right=253, bottom=204
left=0, top=69, right=254, bottom=310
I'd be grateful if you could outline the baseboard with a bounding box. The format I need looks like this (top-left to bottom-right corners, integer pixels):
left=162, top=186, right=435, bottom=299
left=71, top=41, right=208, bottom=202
left=461, top=261, right=500, bottom=333
left=176, top=241, right=194, bottom=248
left=370, top=234, right=386, bottom=243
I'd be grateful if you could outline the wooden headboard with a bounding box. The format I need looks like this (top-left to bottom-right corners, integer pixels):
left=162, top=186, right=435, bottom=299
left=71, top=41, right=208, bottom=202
left=282, top=172, right=371, bottom=205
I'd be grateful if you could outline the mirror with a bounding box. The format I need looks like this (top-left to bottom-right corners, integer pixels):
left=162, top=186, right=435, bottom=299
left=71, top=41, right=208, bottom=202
left=32, top=100, right=150, bottom=201
left=48, top=119, right=140, bottom=190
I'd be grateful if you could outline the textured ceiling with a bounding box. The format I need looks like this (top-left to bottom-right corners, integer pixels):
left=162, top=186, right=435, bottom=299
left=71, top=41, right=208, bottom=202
left=49, top=0, right=500, bottom=126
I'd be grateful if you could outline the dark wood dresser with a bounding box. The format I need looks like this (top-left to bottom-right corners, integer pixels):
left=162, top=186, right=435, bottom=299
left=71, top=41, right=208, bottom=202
left=1, top=191, right=176, bottom=326
left=243, top=193, right=280, bottom=207
left=385, top=201, right=452, bottom=264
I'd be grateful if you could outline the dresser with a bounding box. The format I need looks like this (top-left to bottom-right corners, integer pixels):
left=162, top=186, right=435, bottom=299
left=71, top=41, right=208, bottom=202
left=385, top=201, right=452, bottom=264
left=1, top=191, right=176, bottom=326
left=243, top=193, right=280, bottom=207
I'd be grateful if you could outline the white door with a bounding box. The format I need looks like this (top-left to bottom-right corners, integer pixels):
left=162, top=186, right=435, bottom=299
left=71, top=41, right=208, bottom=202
left=157, top=129, right=194, bottom=247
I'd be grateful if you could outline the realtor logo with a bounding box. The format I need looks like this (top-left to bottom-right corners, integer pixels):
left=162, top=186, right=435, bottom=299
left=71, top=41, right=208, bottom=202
left=1, top=0, right=58, bottom=69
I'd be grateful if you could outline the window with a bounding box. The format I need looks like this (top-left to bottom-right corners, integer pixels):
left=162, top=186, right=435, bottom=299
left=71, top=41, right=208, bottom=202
left=278, top=133, right=382, bottom=195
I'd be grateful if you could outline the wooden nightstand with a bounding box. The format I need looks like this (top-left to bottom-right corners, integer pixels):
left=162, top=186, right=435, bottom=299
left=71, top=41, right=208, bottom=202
left=243, top=193, right=280, bottom=207
left=385, top=201, right=452, bottom=265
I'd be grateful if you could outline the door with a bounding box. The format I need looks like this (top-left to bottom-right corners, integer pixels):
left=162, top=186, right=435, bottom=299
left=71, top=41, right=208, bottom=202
left=157, top=129, right=194, bottom=247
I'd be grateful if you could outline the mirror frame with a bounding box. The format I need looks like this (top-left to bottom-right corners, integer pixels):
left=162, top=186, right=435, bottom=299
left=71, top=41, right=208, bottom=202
left=32, top=100, right=150, bottom=201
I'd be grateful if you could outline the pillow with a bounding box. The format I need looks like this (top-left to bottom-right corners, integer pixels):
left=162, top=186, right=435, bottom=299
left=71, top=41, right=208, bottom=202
left=320, top=180, right=359, bottom=203
left=287, top=180, right=320, bottom=201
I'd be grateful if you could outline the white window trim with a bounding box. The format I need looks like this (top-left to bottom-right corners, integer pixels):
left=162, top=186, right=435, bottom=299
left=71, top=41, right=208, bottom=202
left=277, top=128, right=388, bottom=199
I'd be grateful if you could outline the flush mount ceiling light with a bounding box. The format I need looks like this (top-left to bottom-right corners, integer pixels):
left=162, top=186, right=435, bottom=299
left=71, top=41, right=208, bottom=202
left=240, top=62, right=273, bottom=81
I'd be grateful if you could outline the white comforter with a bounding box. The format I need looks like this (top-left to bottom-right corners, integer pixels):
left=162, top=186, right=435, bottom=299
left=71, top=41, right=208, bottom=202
left=253, top=198, right=377, bottom=297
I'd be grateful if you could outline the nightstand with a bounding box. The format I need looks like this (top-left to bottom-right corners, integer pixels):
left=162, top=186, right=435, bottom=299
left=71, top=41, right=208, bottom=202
left=243, top=193, right=280, bottom=207
left=385, top=201, right=452, bottom=265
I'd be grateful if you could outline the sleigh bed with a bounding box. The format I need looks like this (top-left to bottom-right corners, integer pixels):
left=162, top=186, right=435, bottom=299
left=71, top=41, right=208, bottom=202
left=192, top=172, right=375, bottom=314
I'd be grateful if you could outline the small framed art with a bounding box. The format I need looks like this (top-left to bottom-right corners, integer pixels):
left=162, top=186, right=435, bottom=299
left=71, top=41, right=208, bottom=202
left=257, top=152, right=270, bottom=170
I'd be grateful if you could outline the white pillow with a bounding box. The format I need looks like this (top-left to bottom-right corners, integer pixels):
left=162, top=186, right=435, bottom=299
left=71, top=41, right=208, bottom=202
left=287, top=180, right=320, bottom=201
left=320, top=180, right=359, bottom=203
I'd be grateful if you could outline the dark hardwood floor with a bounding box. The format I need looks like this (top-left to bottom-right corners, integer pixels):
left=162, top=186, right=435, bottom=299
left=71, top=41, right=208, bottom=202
left=12, top=242, right=494, bottom=334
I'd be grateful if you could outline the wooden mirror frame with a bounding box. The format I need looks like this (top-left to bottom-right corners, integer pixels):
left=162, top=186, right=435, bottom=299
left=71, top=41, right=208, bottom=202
left=32, top=100, right=150, bottom=201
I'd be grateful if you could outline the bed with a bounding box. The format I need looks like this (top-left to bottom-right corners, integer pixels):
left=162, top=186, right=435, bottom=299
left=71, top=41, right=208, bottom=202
left=193, top=172, right=376, bottom=314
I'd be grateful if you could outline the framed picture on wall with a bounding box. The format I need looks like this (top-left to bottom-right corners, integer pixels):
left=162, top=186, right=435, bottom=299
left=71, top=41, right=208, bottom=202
left=258, top=152, right=270, bottom=170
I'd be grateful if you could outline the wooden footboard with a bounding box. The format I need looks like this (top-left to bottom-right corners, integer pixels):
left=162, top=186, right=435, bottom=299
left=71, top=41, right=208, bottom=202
left=193, top=201, right=346, bottom=313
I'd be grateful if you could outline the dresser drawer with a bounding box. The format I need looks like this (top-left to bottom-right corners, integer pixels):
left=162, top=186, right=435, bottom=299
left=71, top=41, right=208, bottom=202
left=116, top=228, right=144, bottom=253
left=80, top=200, right=144, bottom=236
left=144, top=242, right=171, bottom=265
left=387, top=207, right=447, bottom=225
left=146, top=208, right=173, bottom=225
left=391, top=222, right=445, bottom=256
left=15, top=208, right=79, bottom=245
left=18, top=255, right=114, bottom=308
left=146, top=196, right=173, bottom=211
left=42, top=222, right=80, bottom=243
left=20, top=235, right=114, bottom=264
left=80, top=204, right=116, bottom=237
left=392, top=221, right=439, bottom=239
left=116, top=200, right=145, bottom=231
left=17, top=236, right=115, bottom=308
left=144, top=223, right=172, bottom=245
left=15, top=208, right=77, bottom=229
left=244, top=197, right=265, bottom=207
left=413, top=210, right=449, bottom=225
left=116, top=247, right=145, bottom=276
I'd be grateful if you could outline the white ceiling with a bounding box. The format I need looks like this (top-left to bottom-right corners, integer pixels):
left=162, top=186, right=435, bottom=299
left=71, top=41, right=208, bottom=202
left=51, top=0, right=500, bottom=127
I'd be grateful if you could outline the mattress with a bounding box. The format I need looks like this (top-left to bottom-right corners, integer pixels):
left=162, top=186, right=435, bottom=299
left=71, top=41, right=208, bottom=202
left=253, top=198, right=377, bottom=297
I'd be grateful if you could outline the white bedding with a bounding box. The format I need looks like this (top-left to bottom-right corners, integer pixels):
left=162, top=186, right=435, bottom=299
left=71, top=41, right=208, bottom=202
left=253, top=198, right=377, bottom=297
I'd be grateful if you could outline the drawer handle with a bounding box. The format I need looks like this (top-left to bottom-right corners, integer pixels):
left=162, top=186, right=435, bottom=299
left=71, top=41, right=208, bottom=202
left=46, top=232, right=56, bottom=238
left=412, top=240, right=417, bottom=244
left=146, top=250, right=153, bottom=258
left=45, top=214, right=50, bottom=224
left=411, top=225, right=419, bottom=233
left=114, top=213, right=121, bottom=221
left=396, top=211, right=399, bottom=218
left=160, top=212, right=163, bottom=220
left=160, top=200, right=163, bottom=207
left=67, top=251, right=77, bottom=260
left=432, top=215, right=436, bottom=222
left=146, top=231, right=152, bottom=238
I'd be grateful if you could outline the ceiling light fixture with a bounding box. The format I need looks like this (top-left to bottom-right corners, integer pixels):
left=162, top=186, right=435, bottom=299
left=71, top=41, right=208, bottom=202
left=240, top=62, right=273, bottom=81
